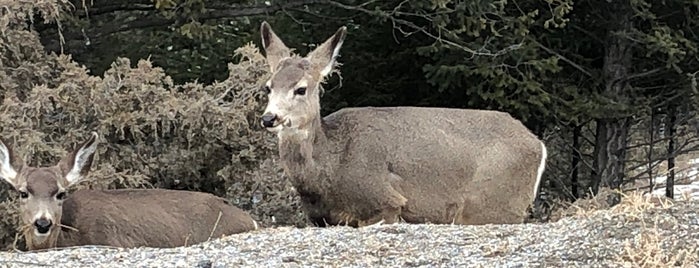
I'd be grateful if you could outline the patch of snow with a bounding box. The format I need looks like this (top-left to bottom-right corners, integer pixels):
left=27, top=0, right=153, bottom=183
left=647, top=157, right=699, bottom=201
left=648, top=184, right=699, bottom=200
left=654, top=175, right=668, bottom=185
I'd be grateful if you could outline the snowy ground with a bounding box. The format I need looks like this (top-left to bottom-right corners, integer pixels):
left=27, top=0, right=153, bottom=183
left=645, top=158, right=699, bottom=200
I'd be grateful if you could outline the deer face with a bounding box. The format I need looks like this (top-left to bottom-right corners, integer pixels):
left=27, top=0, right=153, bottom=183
left=259, top=21, right=347, bottom=135
left=14, top=167, right=69, bottom=239
left=261, top=57, right=322, bottom=134
left=0, top=133, right=98, bottom=245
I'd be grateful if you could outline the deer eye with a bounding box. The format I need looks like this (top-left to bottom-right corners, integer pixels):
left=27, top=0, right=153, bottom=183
left=18, top=191, right=28, bottom=199
left=294, top=87, right=307, bottom=96
left=56, top=192, right=66, bottom=200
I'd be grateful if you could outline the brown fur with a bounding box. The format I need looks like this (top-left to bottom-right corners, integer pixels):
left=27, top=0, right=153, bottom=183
left=0, top=132, right=257, bottom=251
left=33, top=189, right=256, bottom=250
left=259, top=21, right=548, bottom=227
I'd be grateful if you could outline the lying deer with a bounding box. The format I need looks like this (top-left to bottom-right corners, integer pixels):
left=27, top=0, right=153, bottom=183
left=0, top=132, right=258, bottom=250
left=258, top=21, right=548, bottom=227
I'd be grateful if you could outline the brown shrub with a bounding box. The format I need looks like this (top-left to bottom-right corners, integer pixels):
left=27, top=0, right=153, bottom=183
left=548, top=187, right=678, bottom=223
left=619, top=224, right=698, bottom=268
left=547, top=187, right=620, bottom=221
left=0, top=2, right=308, bottom=250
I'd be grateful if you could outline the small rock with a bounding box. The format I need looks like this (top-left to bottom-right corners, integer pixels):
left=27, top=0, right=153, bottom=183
left=196, top=259, right=212, bottom=268
left=281, top=256, right=297, bottom=263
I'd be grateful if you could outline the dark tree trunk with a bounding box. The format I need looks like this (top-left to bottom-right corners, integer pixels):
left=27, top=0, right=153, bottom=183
left=648, top=109, right=655, bottom=192
left=591, top=1, right=633, bottom=203
left=592, top=119, right=631, bottom=191
left=571, top=123, right=581, bottom=200
left=666, top=104, right=676, bottom=199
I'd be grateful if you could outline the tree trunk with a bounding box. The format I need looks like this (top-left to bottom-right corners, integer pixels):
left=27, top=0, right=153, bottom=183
left=571, top=123, right=581, bottom=200
left=648, top=109, right=655, bottom=192
left=592, top=119, right=631, bottom=191
left=591, top=1, right=633, bottom=203
left=666, top=104, right=676, bottom=199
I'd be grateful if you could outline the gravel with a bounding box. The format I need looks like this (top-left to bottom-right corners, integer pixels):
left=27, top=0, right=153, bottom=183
left=1, top=201, right=698, bottom=268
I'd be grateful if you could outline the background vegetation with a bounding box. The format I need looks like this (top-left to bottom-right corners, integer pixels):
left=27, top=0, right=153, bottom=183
left=1, top=0, right=698, bottom=250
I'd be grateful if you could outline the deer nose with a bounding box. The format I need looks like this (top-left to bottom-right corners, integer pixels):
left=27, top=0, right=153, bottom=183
left=34, top=218, right=53, bottom=233
left=261, top=113, right=277, bottom=128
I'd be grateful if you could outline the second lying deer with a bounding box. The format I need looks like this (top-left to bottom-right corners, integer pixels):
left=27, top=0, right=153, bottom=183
left=0, top=132, right=258, bottom=250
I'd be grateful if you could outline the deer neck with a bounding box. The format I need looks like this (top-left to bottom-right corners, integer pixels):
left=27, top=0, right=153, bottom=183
left=278, top=114, right=334, bottom=192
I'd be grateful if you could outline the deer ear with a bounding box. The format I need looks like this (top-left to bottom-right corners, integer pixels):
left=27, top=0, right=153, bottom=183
left=307, top=26, right=347, bottom=77
left=0, top=137, right=19, bottom=188
left=59, top=132, right=99, bottom=186
left=260, top=21, right=291, bottom=73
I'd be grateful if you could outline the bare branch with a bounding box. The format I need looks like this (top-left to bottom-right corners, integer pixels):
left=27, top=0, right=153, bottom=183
left=40, top=0, right=325, bottom=52
left=323, top=0, right=523, bottom=57
left=625, top=67, right=664, bottom=81
left=529, top=37, right=594, bottom=78
left=626, top=139, right=699, bottom=175
left=43, top=0, right=526, bottom=58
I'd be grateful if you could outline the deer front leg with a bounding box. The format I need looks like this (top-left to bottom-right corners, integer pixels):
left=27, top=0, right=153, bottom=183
left=357, top=205, right=403, bottom=227
left=356, top=181, right=407, bottom=227
left=335, top=166, right=408, bottom=227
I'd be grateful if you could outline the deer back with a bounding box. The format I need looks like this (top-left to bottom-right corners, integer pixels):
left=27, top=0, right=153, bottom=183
left=316, top=106, right=546, bottom=225
left=58, top=188, right=257, bottom=248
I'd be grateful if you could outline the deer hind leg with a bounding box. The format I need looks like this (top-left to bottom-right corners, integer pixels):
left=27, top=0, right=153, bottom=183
left=453, top=172, right=530, bottom=225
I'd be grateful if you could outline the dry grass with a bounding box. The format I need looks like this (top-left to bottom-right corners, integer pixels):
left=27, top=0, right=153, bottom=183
left=549, top=188, right=698, bottom=267
left=549, top=187, right=678, bottom=221
left=548, top=187, right=618, bottom=221
left=619, top=220, right=698, bottom=268
left=613, top=191, right=698, bottom=267
left=609, top=191, right=674, bottom=219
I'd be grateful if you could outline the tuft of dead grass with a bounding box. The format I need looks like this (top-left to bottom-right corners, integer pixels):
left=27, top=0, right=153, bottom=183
left=613, top=192, right=698, bottom=267
left=609, top=191, right=675, bottom=220
left=549, top=187, right=677, bottom=222
left=550, top=188, right=698, bottom=267
left=548, top=187, right=618, bottom=221
left=618, top=215, right=698, bottom=268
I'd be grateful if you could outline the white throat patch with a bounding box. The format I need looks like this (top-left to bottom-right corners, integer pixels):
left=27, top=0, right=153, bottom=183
left=278, top=128, right=310, bottom=142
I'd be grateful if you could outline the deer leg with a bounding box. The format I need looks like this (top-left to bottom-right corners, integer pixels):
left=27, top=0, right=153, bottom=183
left=361, top=219, right=385, bottom=227
left=454, top=174, right=527, bottom=225
left=357, top=205, right=402, bottom=227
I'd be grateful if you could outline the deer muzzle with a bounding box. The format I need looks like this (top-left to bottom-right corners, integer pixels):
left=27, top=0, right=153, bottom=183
left=34, top=218, right=53, bottom=234
left=261, top=113, right=278, bottom=128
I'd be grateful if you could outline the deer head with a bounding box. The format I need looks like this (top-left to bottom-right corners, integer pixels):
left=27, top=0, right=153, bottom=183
left=259, top=21, right=347, bottom=136
left=0, top=132, right=98, bottom=246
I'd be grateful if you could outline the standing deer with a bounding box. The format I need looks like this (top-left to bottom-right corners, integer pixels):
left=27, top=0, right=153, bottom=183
left=0, top=132, right=258, bottom=250
left=258, top=21, right=548, bottom=227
